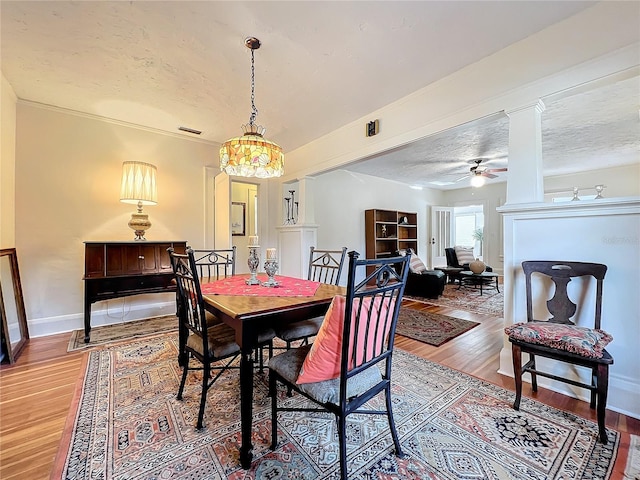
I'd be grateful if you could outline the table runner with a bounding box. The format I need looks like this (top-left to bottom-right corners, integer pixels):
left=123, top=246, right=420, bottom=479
left=201, top=275, right=321, bottom=297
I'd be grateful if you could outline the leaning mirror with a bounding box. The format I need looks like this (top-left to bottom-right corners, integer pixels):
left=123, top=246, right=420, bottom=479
left=0, top=248, right=29, bottom=364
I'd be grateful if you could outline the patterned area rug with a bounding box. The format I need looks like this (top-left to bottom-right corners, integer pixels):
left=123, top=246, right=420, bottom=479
left=53, top=334, right=628, bottom=480
left=396, top=308, right=479, bottom=346
left=67, top=315, right=178, bottom=352
left=407, top=283, right=504, bottom=316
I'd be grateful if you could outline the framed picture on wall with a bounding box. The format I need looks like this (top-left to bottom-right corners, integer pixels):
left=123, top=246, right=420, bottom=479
left=231, top=202, right=246, bottom=236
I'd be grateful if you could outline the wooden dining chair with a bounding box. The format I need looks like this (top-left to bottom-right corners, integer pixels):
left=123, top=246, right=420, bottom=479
left=169, top=247, right=273, bottom=429
left=274, top=246, right=347, bottom=349
left=269, top=251, right=410, bottom=480
left=505, top=260, right=613, bottom=444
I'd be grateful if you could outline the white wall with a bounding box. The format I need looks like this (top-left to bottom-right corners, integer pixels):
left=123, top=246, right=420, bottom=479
left=15, top=103, right=215, bottom=336
left=499, top=199, right=640, bottom=419
left=1, top=74, right=17, bottom=249
left=544, top=164, right=640, bottom=200
left=311, top=170, right=445, bottom=284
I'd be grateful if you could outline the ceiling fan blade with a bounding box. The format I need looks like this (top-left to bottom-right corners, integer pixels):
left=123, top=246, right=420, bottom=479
left=485, top=167, right=508, bottom=173
left=481, top=172, right=498, bottom=179
left=455, top=174, right=470, bottom=182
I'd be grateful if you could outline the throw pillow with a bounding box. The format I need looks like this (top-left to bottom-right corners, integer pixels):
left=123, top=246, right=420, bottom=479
left=297, top=294, right=396, bottom=384
left=396, top=248, right=426, bottom=274
left=454, top=246, right=475, bottom=265
left=409, top=255, right=428, bottom=274
left=504, top=322, right=613, bottom=359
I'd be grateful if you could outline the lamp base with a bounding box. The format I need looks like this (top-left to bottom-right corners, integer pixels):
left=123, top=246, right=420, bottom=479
left=128, top=212, right=151, bottom=241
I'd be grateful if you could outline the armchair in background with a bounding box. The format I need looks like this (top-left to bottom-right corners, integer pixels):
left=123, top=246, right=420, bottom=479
left=445, top=246, right=493, bottom=284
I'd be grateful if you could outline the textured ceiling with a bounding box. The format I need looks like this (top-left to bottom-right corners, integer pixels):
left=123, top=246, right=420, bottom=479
left=344, top=74, right=640, bottom=189
left=1, top=1, right=638, bottom=189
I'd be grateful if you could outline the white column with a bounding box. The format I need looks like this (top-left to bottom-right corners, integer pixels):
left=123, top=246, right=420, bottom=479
left=505, top=100, right=546, bottom=204
left=277, top=176, right=318, bottom=278
left=297, top=176, right=315, bottom=225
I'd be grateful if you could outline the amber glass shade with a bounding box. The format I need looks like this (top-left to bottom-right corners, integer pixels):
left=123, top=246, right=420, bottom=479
left=220, top=130, right=284, bottom=178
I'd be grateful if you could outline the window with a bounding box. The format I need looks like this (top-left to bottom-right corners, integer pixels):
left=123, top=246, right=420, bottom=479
left=454, top=205, right=484, bottom=258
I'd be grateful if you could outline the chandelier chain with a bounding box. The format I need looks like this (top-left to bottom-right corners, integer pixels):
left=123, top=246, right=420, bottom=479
left=249, top=48, right=258, bottom=125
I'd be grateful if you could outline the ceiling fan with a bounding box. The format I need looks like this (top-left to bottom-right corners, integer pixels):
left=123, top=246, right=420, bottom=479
left=456, top=158, right=507, bottom=187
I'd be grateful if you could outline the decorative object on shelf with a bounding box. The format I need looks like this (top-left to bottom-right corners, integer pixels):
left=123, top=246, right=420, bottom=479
left=571, top=187, right=580, bottom=201
left=246, top=235, right=261, bottom=285
left=263, top=248, right=279, bottom=287
left=381, top=225, right=387, bottom=238
left=219, top=37, right=284, bottom=178
left=120, top=161, right=158, bottom=241
left=284, top=189, right=299, bottom=225
left=595, top=184, right=605, bottom=199
left=399, top=216, right=408, bottom=225
left=469, top=258, right=486, bottom=274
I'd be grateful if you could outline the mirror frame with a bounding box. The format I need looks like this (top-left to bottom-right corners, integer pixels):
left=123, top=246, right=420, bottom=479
left=0, top=248, right=29, bottom=364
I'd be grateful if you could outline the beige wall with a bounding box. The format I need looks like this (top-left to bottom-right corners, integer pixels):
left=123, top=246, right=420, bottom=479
left=1, top=74, right=17, bottom=248
left=15, top=103, right=216, bottom=335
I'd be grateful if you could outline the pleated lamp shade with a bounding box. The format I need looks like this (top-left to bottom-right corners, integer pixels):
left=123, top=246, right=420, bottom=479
left=120, top=161, right=158, bottom=205
left=119, top=161, right=157, bottom=240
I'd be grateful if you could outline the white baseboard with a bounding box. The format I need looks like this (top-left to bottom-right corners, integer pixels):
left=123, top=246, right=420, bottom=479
left=27, top=299, right=177, bottom=338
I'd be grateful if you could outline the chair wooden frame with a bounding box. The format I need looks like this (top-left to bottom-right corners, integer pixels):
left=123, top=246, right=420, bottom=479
left=269, top=251, right=410, bottom=479
left=509, top=260, right=613, bottom=444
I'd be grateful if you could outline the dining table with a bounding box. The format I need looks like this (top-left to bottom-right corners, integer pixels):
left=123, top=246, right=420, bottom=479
left=200, top=273, right=345, bottom=469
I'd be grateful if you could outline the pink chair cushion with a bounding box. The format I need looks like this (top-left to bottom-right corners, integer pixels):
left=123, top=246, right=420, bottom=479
left=505, top=322, right=612, bottom=359
left=297, top=295, right=395, bottom=384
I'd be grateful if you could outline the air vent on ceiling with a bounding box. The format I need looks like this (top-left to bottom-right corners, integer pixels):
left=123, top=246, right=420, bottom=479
left=178, top=126, right=202, bottom=135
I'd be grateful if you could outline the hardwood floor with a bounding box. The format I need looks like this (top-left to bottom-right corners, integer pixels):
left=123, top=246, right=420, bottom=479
left=1, top=301, right=637, bottom=479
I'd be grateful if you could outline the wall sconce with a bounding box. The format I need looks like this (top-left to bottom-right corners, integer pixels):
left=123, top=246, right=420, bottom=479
left=120, top=161, right=157, bottom=240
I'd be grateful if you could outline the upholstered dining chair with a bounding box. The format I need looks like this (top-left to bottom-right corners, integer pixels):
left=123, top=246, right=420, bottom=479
left=505, top=260, right=613, bottom=444
left=168, top=247, right=273, bottom=429
left=274, top=246, right=347, bottom=349
left=269, top=251, right=410, bottom=480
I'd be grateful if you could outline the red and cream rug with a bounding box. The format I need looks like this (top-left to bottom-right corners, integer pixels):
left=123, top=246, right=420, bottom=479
left=407, top=283, right=504, bottom=317
left=395, top=308, right=479, bottom=346
left=52, top=333, right=632, bottom=479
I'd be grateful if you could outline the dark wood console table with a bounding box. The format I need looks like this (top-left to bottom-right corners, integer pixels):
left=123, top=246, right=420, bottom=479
left=83, top=241, right=187, bottom=343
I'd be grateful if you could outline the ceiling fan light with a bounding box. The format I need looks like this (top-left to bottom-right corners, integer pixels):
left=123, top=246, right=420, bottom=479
left=470, top=175, right=486, bottom=188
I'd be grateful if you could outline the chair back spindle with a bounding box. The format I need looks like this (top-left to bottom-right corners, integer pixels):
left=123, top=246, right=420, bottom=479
left=190, top=247, right=236, bottom=282
left=308, top=246, right=347, bottom=285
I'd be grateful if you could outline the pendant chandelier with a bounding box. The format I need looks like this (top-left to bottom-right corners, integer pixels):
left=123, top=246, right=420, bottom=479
left=220, top=37, right=284, bottom=178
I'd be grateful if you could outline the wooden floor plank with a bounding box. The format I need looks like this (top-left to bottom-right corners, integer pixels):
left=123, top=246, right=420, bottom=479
left=0, top=304, right=637, bottom=479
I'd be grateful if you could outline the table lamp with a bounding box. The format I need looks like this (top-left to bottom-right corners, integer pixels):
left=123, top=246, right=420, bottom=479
left=120, top=161, right=157, bottom=240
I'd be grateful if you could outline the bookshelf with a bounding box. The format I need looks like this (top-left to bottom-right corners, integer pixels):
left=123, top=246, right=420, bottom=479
left=365, top=209, right=418, bottom=259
